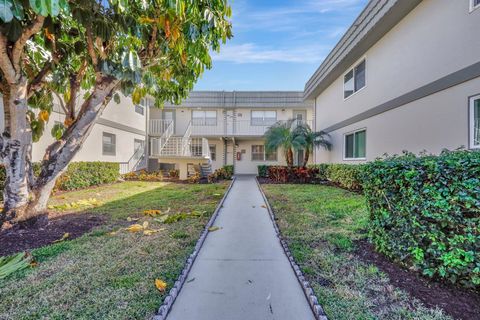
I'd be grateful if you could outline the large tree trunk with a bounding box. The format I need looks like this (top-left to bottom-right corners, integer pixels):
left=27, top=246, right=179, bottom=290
left=1, top=74, right=119, bottom=225
left=303, top=148, right=310, bottom=168
left=0, top=76, right=34, bottom=224
left=286, top=148, right=294, bottom=167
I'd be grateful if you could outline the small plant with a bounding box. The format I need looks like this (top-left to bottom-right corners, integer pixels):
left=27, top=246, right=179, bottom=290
left=168, top=169, right=180, bottom=179
left=187, top=172, right=201, bottom=184
left=208, top=166, right=234, bottom=183
left=0, top=252, right=32, bottom=279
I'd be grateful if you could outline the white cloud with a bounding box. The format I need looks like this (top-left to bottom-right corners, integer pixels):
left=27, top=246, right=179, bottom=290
left=212, top=43, right=327, bottom=64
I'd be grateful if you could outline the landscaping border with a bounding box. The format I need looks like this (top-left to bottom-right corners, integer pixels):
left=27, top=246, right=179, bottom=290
left=256, top=178, right=329, bottom=320
left=152, top=178, right=236, bottom=320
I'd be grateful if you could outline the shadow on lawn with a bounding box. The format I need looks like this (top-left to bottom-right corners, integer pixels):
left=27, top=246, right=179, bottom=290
left=0, top=185, right=170, bottom=257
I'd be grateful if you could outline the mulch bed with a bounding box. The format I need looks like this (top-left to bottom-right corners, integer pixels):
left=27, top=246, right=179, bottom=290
left=0, top=212, right=105, bottom=257
left=355, top=240, right=480, bottom=320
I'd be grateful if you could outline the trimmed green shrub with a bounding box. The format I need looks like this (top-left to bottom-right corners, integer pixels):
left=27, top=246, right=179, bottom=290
left=362, top=151, right=480, bottom=288
left=55, top=162, right=120, bottom=191
left=325, top=164, right=363, bottom=191
left=308, top=164, right=329, bottom=180
left=223, top=165, right=234, bottom=177
left=257, top=165, right=269, bottom=178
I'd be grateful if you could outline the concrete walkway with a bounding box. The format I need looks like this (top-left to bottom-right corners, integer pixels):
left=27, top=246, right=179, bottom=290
left=166, top=175, right=315, bottom=320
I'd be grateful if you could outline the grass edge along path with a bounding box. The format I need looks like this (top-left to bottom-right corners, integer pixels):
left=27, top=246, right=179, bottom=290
left=0, top=181, right=229, bottom=320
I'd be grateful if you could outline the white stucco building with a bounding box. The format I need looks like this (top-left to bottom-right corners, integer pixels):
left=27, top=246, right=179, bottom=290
left=305, top=0, right=480, bottom=163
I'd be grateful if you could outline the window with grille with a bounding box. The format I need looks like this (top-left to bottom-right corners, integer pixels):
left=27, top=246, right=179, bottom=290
left=470, top=95, right=480, bottom=148
left=251, top=111, right=277, bottom=126
left=251, top=145, right=277, bottom=161
left=344, top=129, right=366, bottom=160
left=192, top=110, right=217, bottom=126
left=102, top=132, right=116, bottom=156
left=344, top=59, right=366, bottom=99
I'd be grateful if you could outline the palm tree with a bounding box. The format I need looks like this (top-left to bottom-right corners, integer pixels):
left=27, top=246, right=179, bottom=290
left=264, top=120, right=303, bottom=167
left=292, top=123, right=331, bottom=167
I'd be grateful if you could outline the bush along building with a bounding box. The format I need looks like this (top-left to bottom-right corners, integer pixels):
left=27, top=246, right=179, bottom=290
left=305, top=0, right=480, bottom=163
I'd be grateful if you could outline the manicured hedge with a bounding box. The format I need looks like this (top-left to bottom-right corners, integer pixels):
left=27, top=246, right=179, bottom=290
left=325, top=164, right=364, bottom=191
left=362, top=151, right=480, bottom=288
left=0, top=162, right=120, bottom=200
left=55, top=162, right=120, bottom=191
left=257, top=165, right=269, bottom=178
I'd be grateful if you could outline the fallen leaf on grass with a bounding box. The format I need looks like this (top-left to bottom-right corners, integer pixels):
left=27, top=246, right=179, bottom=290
left=208, top=226, right=221, bottom=232
left=155, top=279, right=168, bottom=292
left=213, top=193, right=222, bottom=196
left=143, top=228, right=165, bottom=236
left=126, top=224, right=144, bottom=233
left=52, top=233, right=70, bottom=243
left=127, top=217, right=140, bottom=222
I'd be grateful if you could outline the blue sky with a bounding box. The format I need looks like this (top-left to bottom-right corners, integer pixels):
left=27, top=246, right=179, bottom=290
left=194, top=0, right=368, bottom=91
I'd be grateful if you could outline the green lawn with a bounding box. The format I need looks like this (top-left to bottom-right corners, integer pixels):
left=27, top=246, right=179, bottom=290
left=0, top=181, right=229, bottom=320
left=261, top=184, right=451, bottom=320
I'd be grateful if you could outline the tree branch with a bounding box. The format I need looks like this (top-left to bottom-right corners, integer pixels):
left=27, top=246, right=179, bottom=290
left=0, top=33, right=16, bottom=84
left=27, top=61, right=53, bottom=98
left=86, top=27, right=98, bottom=67
left=12, top=15, right=46, bottom=74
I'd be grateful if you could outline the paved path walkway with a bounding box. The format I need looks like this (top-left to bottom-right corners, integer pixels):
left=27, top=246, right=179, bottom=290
left=166, top=175, right=315, bottom=320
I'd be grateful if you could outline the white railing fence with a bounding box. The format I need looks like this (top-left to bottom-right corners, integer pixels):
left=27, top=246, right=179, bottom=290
left=149, top=119, right=173, bottom=136
left=119, top=144, right=146, bottom=174
left=190, top=119, right=314, bottom=136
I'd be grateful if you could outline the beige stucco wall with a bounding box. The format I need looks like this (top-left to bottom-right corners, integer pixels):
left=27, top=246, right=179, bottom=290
left=316, top=77, right=480, bottom=163
left=314, top=0, right=480, bottom=163
left=0, top=92, right=146, bottom=163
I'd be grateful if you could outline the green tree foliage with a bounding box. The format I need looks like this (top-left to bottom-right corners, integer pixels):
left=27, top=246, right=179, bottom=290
left=0, top=0, right=232, bottom=223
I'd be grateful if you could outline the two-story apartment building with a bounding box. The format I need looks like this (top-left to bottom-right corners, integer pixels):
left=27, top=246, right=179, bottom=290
left=305, top=0, right=480, bottom=163
left=147, top=91, right=313, bottom=177
left=0, top=93, right=149, bottom=174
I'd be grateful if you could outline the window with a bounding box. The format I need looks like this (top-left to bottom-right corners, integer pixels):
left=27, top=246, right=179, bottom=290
left=344, top=59, right=366, bottom=99
left=251, top=145, right=277, bottom=161
left=251, top=111, right=277, bottom=126
left=344, top=129, right=366, bottom=160
left=470, top=95, right=480, bottom=149
left=209, top=145, right=216, bottom=161
left=102, top=132, right=116, bottom=156
left=135, top=98, right=147, bottom=115
left=471, top=0, right=480, bottom=12
left=192, top=110, right=217, bottom=125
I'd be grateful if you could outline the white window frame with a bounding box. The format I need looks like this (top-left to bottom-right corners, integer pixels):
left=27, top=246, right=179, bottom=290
left=469, top=94, right=480, bottom=149
left=470, top=0, right=480, bottom=12
left=209, top=144, right=217, bottom=161
left=251, top=110, right=277, bottom=126
left=343, top=128, right=367, bottom=161
left=251, top=145, right=277, bottom=162
left=192, top=110, right=217, bottom=126
left=343, top=58, right=366, bottom=100
left=102, top=132, right=116, bottom=156
left=135, top=98, right=147, bottom=115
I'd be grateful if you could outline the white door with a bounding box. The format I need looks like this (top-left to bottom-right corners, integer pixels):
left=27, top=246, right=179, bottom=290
left=293, top=110, right=306, bottom=125
left=163, top=110, right=174, bottom=132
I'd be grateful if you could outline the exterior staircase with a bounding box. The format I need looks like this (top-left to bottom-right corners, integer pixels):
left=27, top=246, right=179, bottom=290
left=200, top=162, right=213, bottom=178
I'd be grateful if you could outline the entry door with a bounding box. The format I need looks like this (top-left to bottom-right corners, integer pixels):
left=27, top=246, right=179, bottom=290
left=293, top=110, right=306, bottom=126
left=163, top=110, right=175, bottom=132
left=134, top=139, right=145, bottom=160
left=226, top=110, right=234, bottom=136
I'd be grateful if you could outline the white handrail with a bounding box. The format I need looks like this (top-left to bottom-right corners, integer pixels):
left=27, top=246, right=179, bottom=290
left=202, top=138, right=211, bottom=159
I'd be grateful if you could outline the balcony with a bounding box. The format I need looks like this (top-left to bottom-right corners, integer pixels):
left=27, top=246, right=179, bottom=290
left=149, top=119, right=313, bottom=137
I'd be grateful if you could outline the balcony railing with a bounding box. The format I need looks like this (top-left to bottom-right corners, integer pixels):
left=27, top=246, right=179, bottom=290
left=190, top=119, right=313, bottom=136
left=150, top=119, right=173, bottom=136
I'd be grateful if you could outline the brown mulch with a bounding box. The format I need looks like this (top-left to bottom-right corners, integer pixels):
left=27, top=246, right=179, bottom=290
left=355, top=240, right=480, bottom=320
left=0, top=212, right=105, bottom=257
